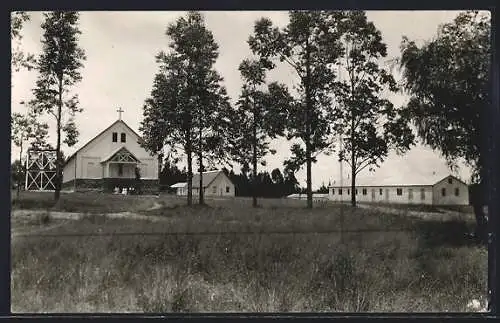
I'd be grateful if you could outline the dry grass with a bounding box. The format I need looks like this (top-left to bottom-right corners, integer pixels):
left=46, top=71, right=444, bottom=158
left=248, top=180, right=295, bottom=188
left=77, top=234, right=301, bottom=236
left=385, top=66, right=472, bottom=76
left=11, top=193, right=487, bottom=313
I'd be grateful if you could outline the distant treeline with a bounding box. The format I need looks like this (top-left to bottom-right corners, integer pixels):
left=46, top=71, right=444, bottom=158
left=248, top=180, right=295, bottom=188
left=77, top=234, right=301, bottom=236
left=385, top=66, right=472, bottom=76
left=159, top=162, right=329, bottom=198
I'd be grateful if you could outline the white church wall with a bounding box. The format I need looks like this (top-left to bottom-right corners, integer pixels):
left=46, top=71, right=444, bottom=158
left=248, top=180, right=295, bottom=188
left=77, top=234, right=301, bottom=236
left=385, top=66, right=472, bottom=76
left=82, top=157, right=102, bottom=179
left=75, top=121, right=158, bottom=180
left=62, top=156, right=76, bottom=183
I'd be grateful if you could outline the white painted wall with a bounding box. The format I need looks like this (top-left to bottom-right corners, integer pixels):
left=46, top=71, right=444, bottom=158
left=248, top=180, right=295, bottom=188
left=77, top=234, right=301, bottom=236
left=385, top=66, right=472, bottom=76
left=64, top=121, right=158, bottom=180
left=328, top=176, right=469, bottom=205
left=81, top=156, right=102, bottom=179
left=432, top=176, right=469, bottom=205
left=175, top=172, right=235, bottom=197
left=62, top=156, right=76, bottom=183
left=205, top=173, right=235, bottom=197
left=329, top=185, right=434, bottom=205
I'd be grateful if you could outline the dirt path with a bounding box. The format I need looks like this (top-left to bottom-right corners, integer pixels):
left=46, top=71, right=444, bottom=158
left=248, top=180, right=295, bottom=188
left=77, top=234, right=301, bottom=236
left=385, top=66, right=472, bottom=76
left=11, top=209, right=170, bottom=223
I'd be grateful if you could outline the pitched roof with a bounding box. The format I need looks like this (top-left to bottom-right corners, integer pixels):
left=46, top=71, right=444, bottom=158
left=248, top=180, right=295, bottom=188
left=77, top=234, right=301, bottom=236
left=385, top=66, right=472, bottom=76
left=192, top=170, right=225, bottom=188
left=329, top=174, right=466, bottom=188
left=100, top=146, right=141, bottom=163
left=64, top=119, right=148, bottom=166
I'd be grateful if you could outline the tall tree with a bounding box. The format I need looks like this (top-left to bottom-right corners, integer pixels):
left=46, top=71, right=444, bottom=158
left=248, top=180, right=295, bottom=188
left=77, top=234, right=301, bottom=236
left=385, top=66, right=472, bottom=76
left=30, top=12, right=86, bottom=201
left=248, top=11, right=345, bottom=208
left=140, top=12, right=230, bottom=206
left=332, top=11, right=414, bottom=207
left=193, top=69, right=233, bottom=205
left=230, top=59, right=291, bottom=207
left=11, top=11, right=35, bottom=72
left=10, top=111, right=49, bottom=198
left=140, top=55, right=189, bottom=201
left=398, top=11, right=491, bottom=239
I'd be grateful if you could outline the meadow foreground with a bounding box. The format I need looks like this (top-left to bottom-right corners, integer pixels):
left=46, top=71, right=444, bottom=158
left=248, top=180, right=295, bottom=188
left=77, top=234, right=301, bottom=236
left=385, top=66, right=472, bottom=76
left=11, top=192, right=487, bottom=313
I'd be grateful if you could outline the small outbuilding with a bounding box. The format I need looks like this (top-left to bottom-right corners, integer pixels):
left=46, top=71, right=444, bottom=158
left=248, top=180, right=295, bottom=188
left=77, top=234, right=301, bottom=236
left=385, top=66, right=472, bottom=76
left=170, top=170, right=235, bottom=197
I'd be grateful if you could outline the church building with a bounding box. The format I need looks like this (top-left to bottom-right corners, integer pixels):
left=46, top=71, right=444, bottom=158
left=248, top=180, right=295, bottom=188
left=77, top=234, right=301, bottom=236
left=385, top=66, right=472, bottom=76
left=62, top=109, right=159, bottom=193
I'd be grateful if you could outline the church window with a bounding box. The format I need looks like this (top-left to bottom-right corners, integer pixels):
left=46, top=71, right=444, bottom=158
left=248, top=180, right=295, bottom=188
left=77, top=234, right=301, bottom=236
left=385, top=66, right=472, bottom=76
left=212, top=186, right=216, bottom=193
left=396, top=188, right=403, bottom=196
left=455, top=188, right=460, bottom=196
left=362, top=188, right=367, bottom=195
left=112, top=132, right=118, bottom=142
left=118, top=164, right=123, bottom=176
left=442, top=188, right=446, bottom=196
left=121, top=133, right=126, bottom=143
left=226, top=186, right=230, bottom=193
left=448, top=178, right=453, bottom=184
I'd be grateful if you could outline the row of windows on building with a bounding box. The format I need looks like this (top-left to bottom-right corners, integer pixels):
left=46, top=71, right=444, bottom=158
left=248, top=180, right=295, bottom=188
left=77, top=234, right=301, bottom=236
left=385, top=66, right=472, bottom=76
left=112, top=132, right=126, bottom=143
left=331, top=187, right=460, bottom=199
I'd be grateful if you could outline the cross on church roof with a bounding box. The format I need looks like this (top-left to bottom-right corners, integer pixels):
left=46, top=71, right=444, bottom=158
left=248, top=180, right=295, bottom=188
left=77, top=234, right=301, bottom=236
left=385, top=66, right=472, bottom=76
left=116, top=107, right=124, bottom=120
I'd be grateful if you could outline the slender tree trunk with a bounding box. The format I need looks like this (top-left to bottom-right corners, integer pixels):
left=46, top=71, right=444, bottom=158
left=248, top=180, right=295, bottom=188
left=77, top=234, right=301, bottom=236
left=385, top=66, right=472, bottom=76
left=351, top=117, right=356, bottom=207
left=17, top=141, right=23, bottom=199
left=305, top=42, right=313, bottom=209
left=349, top=71, right=357, bottom=207
left=157, top=153, right=163, bottom=196
left=252, top=99, right=258, bottom=208
left=186, top=131, right=193, bottom=206
left=198, top=154, right=204, bottom=205
left=198, top=118, right=205, bottom=205
left=54, top=79, right=63, bottom=202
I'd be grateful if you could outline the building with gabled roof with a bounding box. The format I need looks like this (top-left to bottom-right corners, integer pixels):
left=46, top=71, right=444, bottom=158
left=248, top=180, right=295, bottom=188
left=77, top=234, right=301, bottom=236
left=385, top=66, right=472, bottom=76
left=62, top=117, right=159, bottom=193
left=170, top=170, right=235, bottom=197
left=328, top=174, right=469, bottom=205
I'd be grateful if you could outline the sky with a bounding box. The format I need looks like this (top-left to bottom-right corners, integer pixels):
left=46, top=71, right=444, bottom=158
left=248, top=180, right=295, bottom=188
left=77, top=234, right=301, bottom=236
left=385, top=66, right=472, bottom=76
left=11, top=10, right=476, bottom=189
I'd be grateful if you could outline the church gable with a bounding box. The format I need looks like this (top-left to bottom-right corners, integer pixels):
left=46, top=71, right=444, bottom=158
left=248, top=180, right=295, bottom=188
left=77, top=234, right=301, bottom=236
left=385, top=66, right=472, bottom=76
left=62, top=112, right=159, bottom=189
left=77, top=120, right=150, bottom=162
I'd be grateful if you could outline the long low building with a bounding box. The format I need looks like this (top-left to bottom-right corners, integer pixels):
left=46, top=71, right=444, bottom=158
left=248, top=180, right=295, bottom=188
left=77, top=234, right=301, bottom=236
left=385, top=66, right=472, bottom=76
left=328, top=174, right=469, bottom=205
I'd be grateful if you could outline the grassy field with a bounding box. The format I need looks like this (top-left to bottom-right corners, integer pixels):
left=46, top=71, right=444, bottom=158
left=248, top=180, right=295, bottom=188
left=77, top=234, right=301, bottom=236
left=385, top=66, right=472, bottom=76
left=11, top=192, right=487, bottom=313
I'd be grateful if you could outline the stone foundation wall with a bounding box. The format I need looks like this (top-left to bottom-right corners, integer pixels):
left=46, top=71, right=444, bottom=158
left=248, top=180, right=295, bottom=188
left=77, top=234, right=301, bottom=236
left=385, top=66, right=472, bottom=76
left=62, top=178, right=159, bottom=194
left=62, top=179, right=103, bottom=192
left=104, top=178, right=158, bottom=194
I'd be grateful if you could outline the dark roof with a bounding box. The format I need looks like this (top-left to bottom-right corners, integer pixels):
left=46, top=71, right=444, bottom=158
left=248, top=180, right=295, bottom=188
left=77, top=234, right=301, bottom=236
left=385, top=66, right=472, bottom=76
left=64, top=119, right=147, bottom=166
